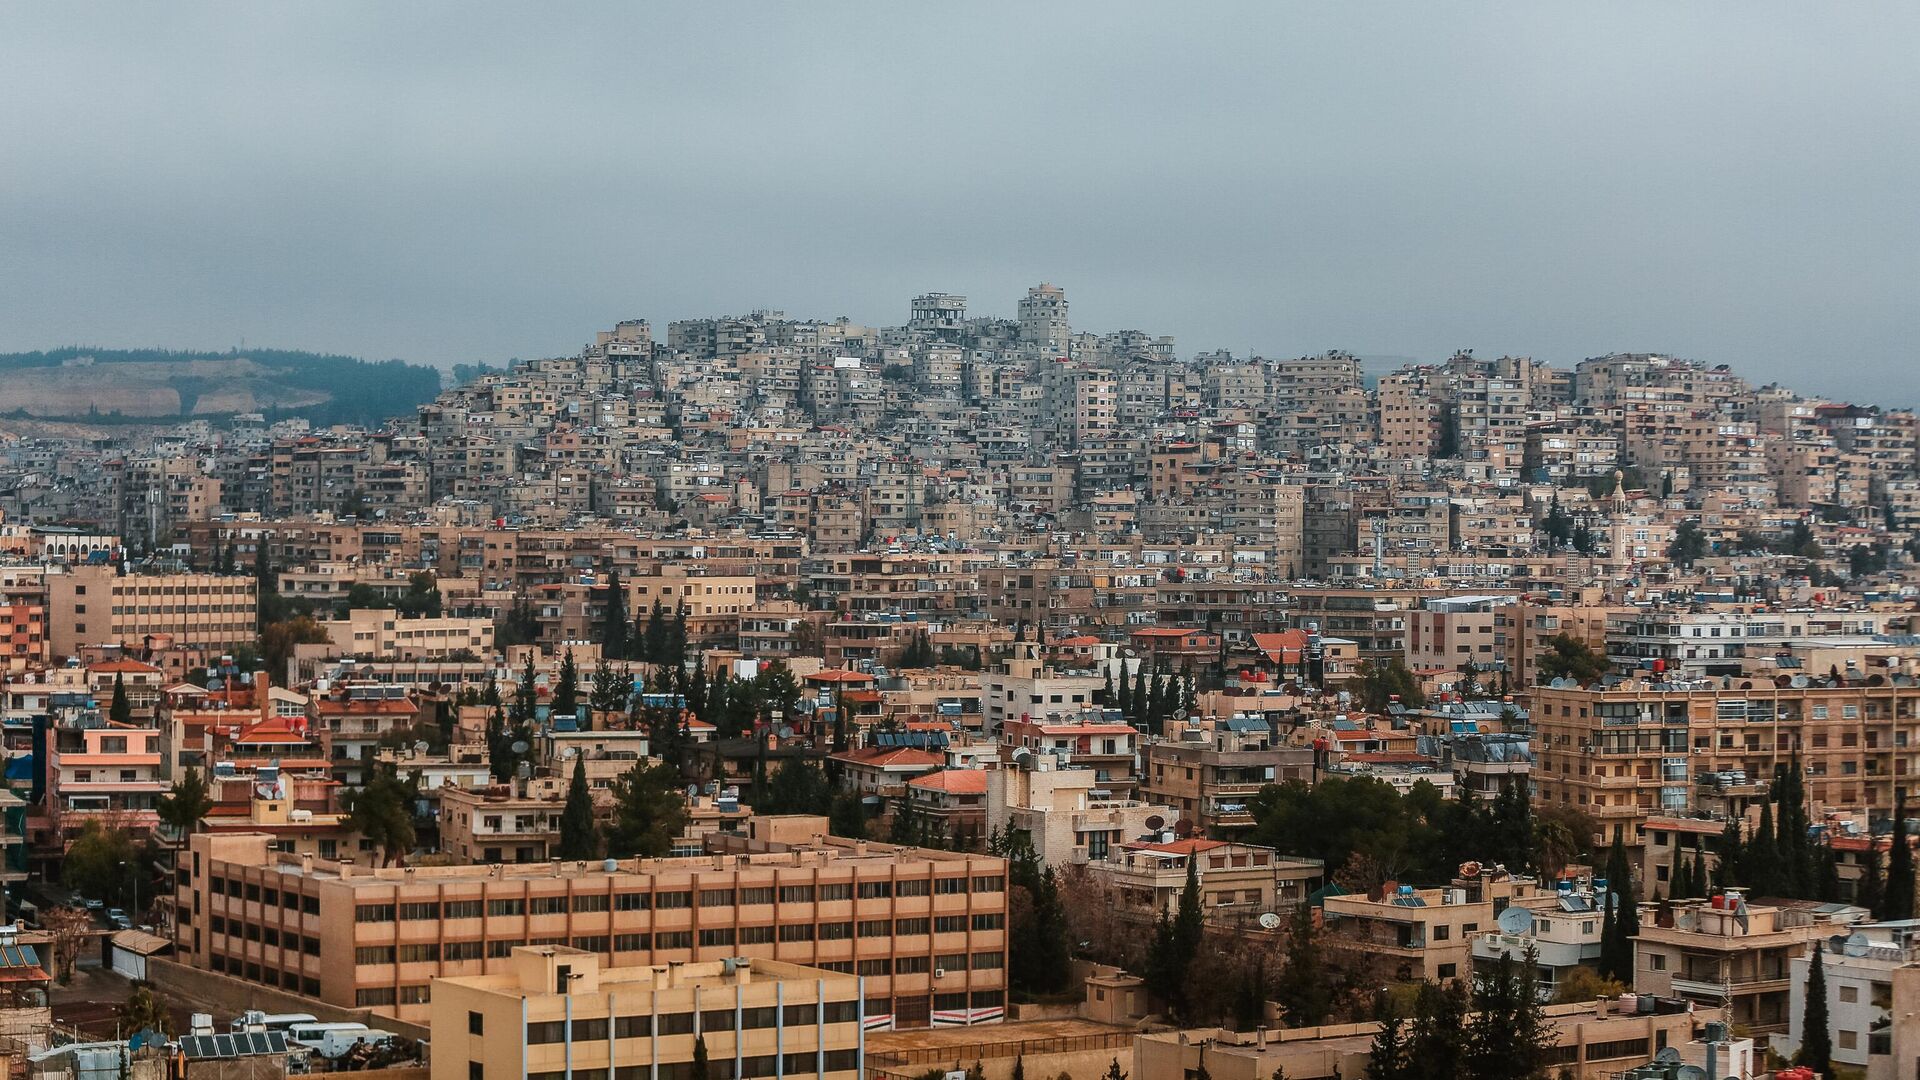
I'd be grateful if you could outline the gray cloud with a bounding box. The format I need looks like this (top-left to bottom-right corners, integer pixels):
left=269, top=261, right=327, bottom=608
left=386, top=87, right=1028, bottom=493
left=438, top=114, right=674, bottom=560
left=2, top=2, right=1915, bottom=402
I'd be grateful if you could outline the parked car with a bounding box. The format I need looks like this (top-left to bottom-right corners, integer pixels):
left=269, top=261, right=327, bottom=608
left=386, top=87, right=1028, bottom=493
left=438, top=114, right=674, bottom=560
left=107, top=909, right=132, bottom=930
left=81, top=899, right=104, bottom=912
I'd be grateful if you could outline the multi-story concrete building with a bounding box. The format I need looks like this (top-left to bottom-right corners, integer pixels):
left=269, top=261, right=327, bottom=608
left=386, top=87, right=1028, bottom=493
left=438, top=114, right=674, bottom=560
left=1142, top=718, right=1314, bottom=836
left=1088, top=837, right=1321, bottom=928
left=1530, top=678, right=1920, bottom=845
left=433, top=948, right=866, bottom=1080
left=1633, top=893, right=1862, bottom=1036
left=45, top=565, right=258, bottom=657
left=984, top=755, right=1174, bottom=867
left=177, top=818, right=1009, bottom=1029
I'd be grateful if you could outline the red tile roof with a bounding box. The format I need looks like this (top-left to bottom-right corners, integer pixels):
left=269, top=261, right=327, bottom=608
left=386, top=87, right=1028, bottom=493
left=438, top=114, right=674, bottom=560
left=909, top=770, right=987, bottom=795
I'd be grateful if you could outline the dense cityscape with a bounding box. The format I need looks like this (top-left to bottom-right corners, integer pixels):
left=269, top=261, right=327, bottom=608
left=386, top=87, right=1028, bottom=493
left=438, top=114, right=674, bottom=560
left=0, top=282, right=1911, bottom=1079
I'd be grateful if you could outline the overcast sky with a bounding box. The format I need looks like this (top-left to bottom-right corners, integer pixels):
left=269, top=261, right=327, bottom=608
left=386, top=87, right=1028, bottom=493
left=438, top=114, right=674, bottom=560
left=2, top=3, right=1915, bottom=402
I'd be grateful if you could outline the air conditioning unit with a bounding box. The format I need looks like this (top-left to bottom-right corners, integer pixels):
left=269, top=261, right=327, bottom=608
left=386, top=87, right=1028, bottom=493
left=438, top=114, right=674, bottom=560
left=933, top=967, right=947, bottom=979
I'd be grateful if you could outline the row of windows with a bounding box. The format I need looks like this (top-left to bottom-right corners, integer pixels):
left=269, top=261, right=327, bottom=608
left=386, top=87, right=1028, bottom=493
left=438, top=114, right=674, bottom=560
left=211, top=877, right=320, bottom=915
left=352, top=887, right=1004, bottom=923
left=520, top=1049, right=859, bottom=1080
left=525, top=1001, right=861, bottom=1043
left=207, top=952, right=322, bottom=998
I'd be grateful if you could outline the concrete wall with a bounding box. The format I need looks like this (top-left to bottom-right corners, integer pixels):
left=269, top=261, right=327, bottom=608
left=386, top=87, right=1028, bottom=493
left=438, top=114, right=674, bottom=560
left=144, top=957, right=431, bottom=1043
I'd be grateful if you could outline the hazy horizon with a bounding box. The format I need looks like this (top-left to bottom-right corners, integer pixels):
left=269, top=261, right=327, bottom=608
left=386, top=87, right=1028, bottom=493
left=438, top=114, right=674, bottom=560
left=4, top=3, right=1915, bottom=405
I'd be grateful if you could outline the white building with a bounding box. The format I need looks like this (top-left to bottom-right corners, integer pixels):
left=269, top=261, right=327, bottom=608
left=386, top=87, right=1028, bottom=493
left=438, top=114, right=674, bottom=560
left=1774, top=921, right=1920, bottom=1074
left=985, top=756, right=1175, bottom=867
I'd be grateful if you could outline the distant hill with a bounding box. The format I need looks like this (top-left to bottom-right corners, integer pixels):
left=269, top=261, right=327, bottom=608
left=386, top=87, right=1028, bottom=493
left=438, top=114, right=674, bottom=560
left=0, top=347, right=442, bottom=427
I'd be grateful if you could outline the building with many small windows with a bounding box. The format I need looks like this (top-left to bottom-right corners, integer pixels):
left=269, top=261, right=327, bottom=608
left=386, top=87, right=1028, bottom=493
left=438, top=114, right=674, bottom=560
left=176, top=817, right=1008, bottom=1029
left=432, top=947, right=864, bottom=1080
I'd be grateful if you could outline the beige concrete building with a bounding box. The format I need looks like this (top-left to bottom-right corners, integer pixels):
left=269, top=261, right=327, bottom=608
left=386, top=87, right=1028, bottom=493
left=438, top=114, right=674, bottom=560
left=46, top=564, right=258, bottom=656
left=320, top=608, right=494, bottom=661
left=177, top=819, right=1009, bottom=1029
left=984, top=756, right=1175, bottom=867
left=432, top=948, right=863, bottom=1080
left=1142, top=719, right=1313, bottom=836
left=1633, top=894, right=1862, bottom=1036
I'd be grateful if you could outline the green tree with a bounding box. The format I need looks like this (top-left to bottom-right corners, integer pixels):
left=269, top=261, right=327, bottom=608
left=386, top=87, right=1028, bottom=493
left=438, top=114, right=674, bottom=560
left=639, top=598, right=666, bottom=663
left=253, top=538, right=276, bottom=631
left=1356, top=659, right=1426, bottom=712
left=558, top=755, right=600, bottom=860
left=1100, top=1058, right=1126, bottom=1080
left=1882, top=797, right=1914, bottom=921
left=1535, top=634, right=1608, bottom=685
left=765, top=760, right=832, bottom=816
left=343, top=765, right=418, bottom=866
left=551, top=649, right=579, bottom=722
left=1598, top=836, right=1639, bottom=984
left=121, top=983, right=172, bottom=1035
left=1857, top=836, right=1885, bottom=914
left=828, top=791, right=868, bottom=839
left=691, top=1034, right=711, bottom=1080
left=259, top=615, right=331, bottom=685
left=1405, top=981, right=1469, bottom=1080
left=62, top=820, right=137, bottom=907
left=1364, top=995, right=1410, bottom=1080
left=589, top=659, right=631, bottom=723
left=108, top=673, right=131, bottom=726
left=1147, top=858, right=1206, bottom=1020
left=601, top=569, right=629, bottom=659
left=157, top=767, right=214, bottom=841
left=1795, top=942, right=1832, bottom=1075
left=605, top=761, right=688, bottom=858
left=1273, top=900, right=1331, bottom=1027
left=1467, top=946, right=1554, bottom=1080
left=1552, top=966, right=1625, bottom=1004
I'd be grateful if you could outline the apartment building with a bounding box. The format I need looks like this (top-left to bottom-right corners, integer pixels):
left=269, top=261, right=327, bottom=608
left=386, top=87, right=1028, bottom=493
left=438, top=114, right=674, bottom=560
left=1323, top=883, right=1495, bottom=984
left=1604, top=608, right=1900, bottom=680
left=1142, top=718, right=1314, bottom=836
left=1404, top=594, right=1517, bottom=672
left=433, top=948, right=865, bottom=1080
left=440, top=779, right=569, bottom=865
left=45, top=565, right=258, bottom=656
left=177, top=821, right=1009, bottom=1029
left=1774, top=920, right=1916, bottom=1071
left=997, top=715, right=1140, bottom=800
left=984, top=756, right=1175, bottom=867
left=1087, top=838, right=1321, bottom=927
left=1530, top=678, right=1920, bottom=844
left=1634, top=893, right=1862, bottom=1036
left=977, top=648, right=1102, bottom=732
left=319, top=608, right=494, bottom=661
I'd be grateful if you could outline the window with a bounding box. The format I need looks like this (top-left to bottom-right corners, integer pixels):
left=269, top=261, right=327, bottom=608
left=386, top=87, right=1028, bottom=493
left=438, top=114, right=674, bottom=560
left=936, top=953, right=967, bottom=972
left=819, top=921, right=853, bottom=940
left=779, top=885, right=815, bottom=903
left=895, top=918, right=930, bottom=936
left=896, top=879, right=930, bottom=897
left=655, top=890, right=691, bottom=909
left=1839, top=985, right=1859, bottom=1003
left=355, top=946, right=396, bottom=964
left=934, top=877, right=968, bottom=895
left=615, top=934, right=648, bottom=952
left=445, top=940, right=483, bottom=961
left=399, top=943, right=440, bottom=963
left=616, top=1015, right=652, bottom=1038
left=400, top=902, right=440, bottom=920
left=486, top=939, right=525, bottom=958
left=1432, top=926, right=1450, bottom=941
left=355, top=903, right=395, bottom=923
left=1437, top=963, right=1456, bottom=979
left=972, top=875, right=1004, bottom=893
left=895, top=956, right=930, bottom=974
left=857, top=959, right=890, bottom=976
left=818, top=883, right=853, bottom=902
left=486, top=899, right=525, bottom=917
left=445, top=900, right=482, bottom=919
left=971, top=913, right=1004, bottom=931
left=858, top=920, right=891, bottom=938
left=778, top=923, right=815, bottom=942
left=527, top=1021, right=567, bottom=1044
left=699, top=928, right=736, bottom=947
left=934, top=916, right=967, bottom=934
left=1838, top=1031, right=1858, bottom=1050
left=654, top=931, right=692, bottom=949
left=699, top=888, right=736, bottom=907
left=615, top=892, right=650, bottom=911
left=530, top=896, right=568, bottom=915
left=739, top=887, right=774, bottom=906
left=972, top=951, right=1004, bottom=969
left=1648, top=954, right=1666, bottom=971
left=857, top=881, right=892, bottom=899
left=573, top=894, right=610, bottom=913
left=657, top=1012, right=695, bottom=1035
left=356, top=988, right=396, bottom=1007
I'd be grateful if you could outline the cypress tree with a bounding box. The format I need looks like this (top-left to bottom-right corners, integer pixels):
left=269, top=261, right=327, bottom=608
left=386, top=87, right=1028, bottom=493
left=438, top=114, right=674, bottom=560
left=1749, top=801, right=1780, bottom=896
left=1692, top=840, right=1711, bottom=896
left=1882, top=798, right=1915, bottom=920
left=691, top=1034, right=710, bottom=1080
left=1273, top=899, right=1331, bottom=1027
left=1717, top=818, right=1745, bottom=889
left=1101, top=667, right=1114, bottom=708
left=1795, top=942, right=1832, bottom=1075
left=1364, top=995, right=1409, bottom=1080
left=552, top=649, right=579, bottom=722
left=1857, top=836, right=1885, bottom=914
left=1131, top=666, right=1149, bottom=728
left=109, top=673, right=131, bottom=726
left=600, top=569, right=628, bottom=659
left=557, top=755, right=599, bottom=859
left=1600, top=835, right=1639, bottom=983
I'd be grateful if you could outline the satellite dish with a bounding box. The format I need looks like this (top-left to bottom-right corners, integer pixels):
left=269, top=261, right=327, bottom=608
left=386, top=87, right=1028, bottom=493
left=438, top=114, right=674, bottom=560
left=510, top=740, right=529, bottom=754
left=1673, top=1067, right=1706, bottom=1080
left=1843, top=932, right=1871, bottom=958
left=1144, top=815, right=1165, bottom=831
left=1257, top=912, right=1282, bottom=931
left=1497, top=906, right=1534, bottom=935
left=778, top=726, right=794, bottom=739
left=413, top=741, right=429, bottom=754
left=564, top=747, right=579, bottom=759
left=686, top=784, right=700, bottom=799
left=1653, top=1047, right=1683, bottom=1064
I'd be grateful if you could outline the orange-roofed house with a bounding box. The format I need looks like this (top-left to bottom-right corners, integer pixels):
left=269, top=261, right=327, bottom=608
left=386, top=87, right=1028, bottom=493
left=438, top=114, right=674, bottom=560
left=86, top=659, right=166, bottom=720
left=311, top=685, right=421, bottom=785
left=1128, top=627, right=1220, bottom=668
left=903, top=769, right=988, bottom=847
left=827, top=746, right=944, bottom=801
